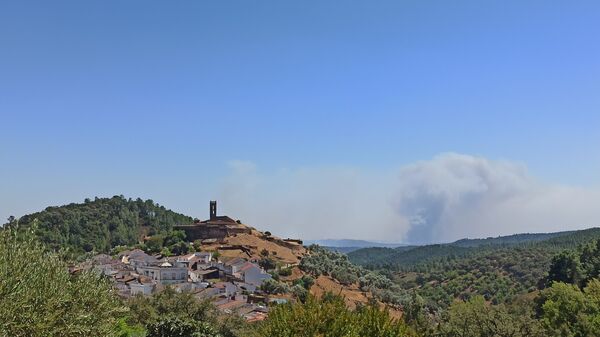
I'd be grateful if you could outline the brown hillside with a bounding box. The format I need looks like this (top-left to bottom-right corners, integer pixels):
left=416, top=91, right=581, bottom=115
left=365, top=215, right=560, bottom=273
left=199, top=227, right=307, bottom=265
left=310, top=275, right=370, bottom=309
left=183, top=204, right=400, bottom=315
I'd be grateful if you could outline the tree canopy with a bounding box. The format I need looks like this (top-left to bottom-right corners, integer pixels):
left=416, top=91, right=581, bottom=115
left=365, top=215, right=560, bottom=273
left=0, top=225, right=125, bottom=337
left=7, top=196, right=192, bottom=254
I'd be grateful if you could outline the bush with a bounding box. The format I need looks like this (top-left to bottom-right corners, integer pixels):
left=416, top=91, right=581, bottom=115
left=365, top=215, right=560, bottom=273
left=332, top=267, right=359, bottom=285
left=0, top=225, right=125, bottom=337
left=278, top=267, right=292, bottom=277
left=126, top=287, right=247, bottom=336
left=253, top=294, right=414, bottom=337
left=291, top=284, right=308, bottom=303
left=260, top=279, right=290, bottom=295
left=293, top=275, right=315, bottom=290
left=259, top=257, right=277, bottom=271
left=146, top=316, right=220, bottom=337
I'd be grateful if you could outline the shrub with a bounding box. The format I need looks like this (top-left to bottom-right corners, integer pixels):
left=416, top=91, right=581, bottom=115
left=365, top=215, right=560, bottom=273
left=146, top=316, right=220, bottom=337
left=0, top=225, right=125, bottom=337
left=253, top=294, right=414, bottom=337
left=278, top=267, right=293, bottom=276
left=260, top=279, right=290, bottom=295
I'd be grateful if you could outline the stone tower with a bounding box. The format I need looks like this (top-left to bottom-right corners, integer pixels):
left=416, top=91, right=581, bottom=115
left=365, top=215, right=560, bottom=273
left=209, top=200, right=217, bottom=220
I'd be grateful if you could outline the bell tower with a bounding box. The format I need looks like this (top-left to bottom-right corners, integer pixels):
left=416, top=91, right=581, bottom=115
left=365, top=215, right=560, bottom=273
left=209, top=200, right=217, bottom=220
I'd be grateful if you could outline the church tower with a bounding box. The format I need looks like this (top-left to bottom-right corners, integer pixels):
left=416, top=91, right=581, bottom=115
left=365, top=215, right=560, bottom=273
left=209, top=200, right=217, bottom=220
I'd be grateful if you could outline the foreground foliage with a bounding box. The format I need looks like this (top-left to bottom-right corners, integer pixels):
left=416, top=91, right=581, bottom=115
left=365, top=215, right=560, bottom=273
left=126, top=287, right=247, bottom=337
left=254, top=294, right=415, bottom=337
left=0, top=226, right=125, bottom=337
left=435, top=296, right=545, bottom=337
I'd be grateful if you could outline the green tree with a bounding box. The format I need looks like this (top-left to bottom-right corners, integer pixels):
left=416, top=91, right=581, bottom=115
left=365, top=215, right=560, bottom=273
left=402, top=292, right=431, bottom=335
left=9, top=196, right=193, bottom=254
left=293, top=275, right=315, bottom=290
left=253, top=294, right=414, bottom=337
left=126, top=287, right=245, bottom=336
left=164, top=230, right=186, bottom=247
left=546, top=251, right=583, bottom=287
left=260, top=279, right=290, bottom=295
left=538, top=279, right=600, bottom=337
left=146, top=317, right=220, bottom=337
left=145, top=235, right=164, bottom=254
left=259, top=257, right=276, bottom=271
left=437, top=296, right=544, bottom=337
left=0, top=225, right=125, bottom=337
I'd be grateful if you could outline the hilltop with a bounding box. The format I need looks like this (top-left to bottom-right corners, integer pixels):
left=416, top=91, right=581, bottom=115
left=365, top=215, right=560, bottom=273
left=5, top=197, right=380, bottom=310
left=6, top=196, right=192, bottom=254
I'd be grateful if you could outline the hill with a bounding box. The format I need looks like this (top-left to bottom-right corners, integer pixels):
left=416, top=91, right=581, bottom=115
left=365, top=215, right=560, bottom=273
left=305, top=239, right=408, bottom=254
left=348, top=229, right=589, bottom=268
left=5, top=196, right=192, bottom=254
left=451, top=231, right=578, bottom=247
left=305, top=239, right=405, bottom=248
left=4, top=197, right=383, bottom=310
left=348, top=227, right=600, bottom=308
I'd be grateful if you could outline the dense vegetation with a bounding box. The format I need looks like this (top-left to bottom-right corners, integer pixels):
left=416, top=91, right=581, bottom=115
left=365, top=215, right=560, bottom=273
left=125, top=287, right=247, bottom=337
left=4, top=196, right=192, bottom=254
left=252, top=294, right=415, bottom=337
left=0, top=226, right=125, bottom=337
left=348, top=228, right=600, bottom=308
left=300, top=245, right=408, bottom=305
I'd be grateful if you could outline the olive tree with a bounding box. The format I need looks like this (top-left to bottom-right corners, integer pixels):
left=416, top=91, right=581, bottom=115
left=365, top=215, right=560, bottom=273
left=0, top=225, right=125, bottom=337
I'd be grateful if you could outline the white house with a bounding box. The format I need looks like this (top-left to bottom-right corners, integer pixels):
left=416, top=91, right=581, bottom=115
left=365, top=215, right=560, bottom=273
left=137, top=262, right=188, bottom=285
left=130, top=282, right=154, bottom=296
left=238, top=262, right=272, bottom=286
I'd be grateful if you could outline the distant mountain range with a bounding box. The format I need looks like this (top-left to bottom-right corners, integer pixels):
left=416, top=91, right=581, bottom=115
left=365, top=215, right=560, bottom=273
left=304, top=239, right=407, bottom=253
left=346, top=229, right=592, bottom=266
left=304, top=239, right=406, bottom=248
left=308, top=231, right=585, bottom=254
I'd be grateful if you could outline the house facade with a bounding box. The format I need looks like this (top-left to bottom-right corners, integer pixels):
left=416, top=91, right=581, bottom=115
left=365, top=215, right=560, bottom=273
left=137, top=263, right=188, bottom=285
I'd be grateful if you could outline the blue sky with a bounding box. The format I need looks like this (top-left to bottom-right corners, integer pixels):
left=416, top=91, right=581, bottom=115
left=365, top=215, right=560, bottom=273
left=1, top=1, right=599, bottom=242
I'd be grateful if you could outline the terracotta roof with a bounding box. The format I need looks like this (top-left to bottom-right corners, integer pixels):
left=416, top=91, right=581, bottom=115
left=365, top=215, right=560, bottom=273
left=139, top=275, right=154, bottom=284
left=194, top=268, right=219, bottom=275
left=239, top=262, right=259, bottom=272
left=216, top=300, right=246, bottom=311
left=121, top=276, right=136, bottom=284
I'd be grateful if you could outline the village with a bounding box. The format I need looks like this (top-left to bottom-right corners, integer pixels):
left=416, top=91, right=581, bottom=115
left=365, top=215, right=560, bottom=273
left=83, top=201, right=306, bottom=323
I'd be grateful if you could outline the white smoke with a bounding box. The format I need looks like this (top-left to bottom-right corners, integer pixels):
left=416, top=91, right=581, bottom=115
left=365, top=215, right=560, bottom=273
left=216, top=160, right=406, bottom=241
left=216, top=154, right=600, bottom=243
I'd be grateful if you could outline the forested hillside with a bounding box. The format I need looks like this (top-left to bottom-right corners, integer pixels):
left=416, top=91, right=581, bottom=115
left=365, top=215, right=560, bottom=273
left=451, top=231, right=576, bottom=247
left=348, top=228, right=600, bottom=308
left=4, top=196, right=192, bottom=254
